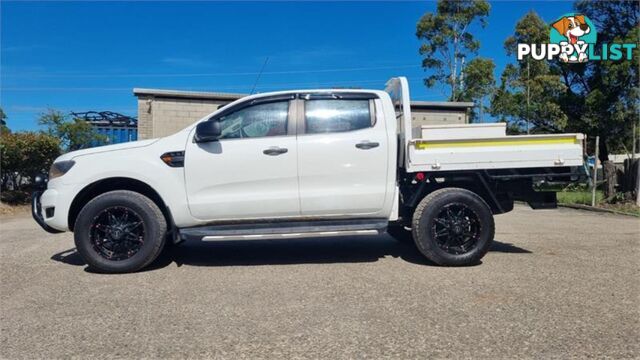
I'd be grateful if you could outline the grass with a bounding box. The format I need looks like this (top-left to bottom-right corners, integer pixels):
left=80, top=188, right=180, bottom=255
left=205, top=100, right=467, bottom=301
left=598, top=202, right=640, bottom=216
left=557, top=189, right=604, bottom=205
left=557, top=188, right=640, bottom=216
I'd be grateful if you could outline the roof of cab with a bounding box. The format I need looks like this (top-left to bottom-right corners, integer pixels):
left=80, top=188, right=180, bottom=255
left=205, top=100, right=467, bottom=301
left=133, top=88, right=384, bottom=101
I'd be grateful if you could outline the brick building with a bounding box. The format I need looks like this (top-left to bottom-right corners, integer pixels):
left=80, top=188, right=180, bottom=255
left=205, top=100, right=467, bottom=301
left=133, top=88, right=473, bottom=140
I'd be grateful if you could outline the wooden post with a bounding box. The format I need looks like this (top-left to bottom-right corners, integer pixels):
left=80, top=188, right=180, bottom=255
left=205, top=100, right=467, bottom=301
left=592, top=136, right=599, bottom=207
left=603, top=161, right=616, bottom=199
left=526, top=61, right=530, bottom=135
left=636, top=158, right=640, bottom=206
left=633, top=121, right=636, bottom=159
left=634, top=122, right=639, bottom=206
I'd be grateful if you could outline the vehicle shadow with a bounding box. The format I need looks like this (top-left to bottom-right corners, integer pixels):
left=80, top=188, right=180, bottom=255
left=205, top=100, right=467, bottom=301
left=50, top=236, right=530, bottom=272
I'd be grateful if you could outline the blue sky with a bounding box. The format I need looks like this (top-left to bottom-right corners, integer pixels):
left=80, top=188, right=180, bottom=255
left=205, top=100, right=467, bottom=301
left=1, top=1, right=574, bottom=131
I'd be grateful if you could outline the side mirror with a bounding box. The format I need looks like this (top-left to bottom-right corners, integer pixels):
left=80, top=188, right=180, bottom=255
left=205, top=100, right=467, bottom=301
left=194, top=120, right=222, bottom=142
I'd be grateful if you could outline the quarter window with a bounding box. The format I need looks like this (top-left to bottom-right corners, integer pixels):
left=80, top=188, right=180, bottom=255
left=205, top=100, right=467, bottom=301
left=218, top=101, right=289, bottom=139
left=305, top=100, right=373, bottom=134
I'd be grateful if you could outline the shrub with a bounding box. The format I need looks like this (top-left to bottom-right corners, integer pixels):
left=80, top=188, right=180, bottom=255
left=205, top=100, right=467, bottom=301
left=0, top=132, right=61, bottom=190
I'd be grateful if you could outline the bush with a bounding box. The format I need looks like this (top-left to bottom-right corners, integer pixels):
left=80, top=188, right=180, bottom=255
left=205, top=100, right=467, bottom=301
left=0, top=189, right=32, bottom=205
left=0, top=132, right=61, bottom=190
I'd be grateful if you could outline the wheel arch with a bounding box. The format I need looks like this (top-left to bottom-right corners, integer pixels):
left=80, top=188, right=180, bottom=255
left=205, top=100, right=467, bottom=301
left=433, top=174, right=507, bottom=214
left=68, top=177, right=175, bottom=233
left=404, top=171, right=513, bottom=218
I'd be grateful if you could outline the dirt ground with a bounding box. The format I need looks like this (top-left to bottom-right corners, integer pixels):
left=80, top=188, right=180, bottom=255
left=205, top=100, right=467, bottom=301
left=1, top=205, right=638, bottom=359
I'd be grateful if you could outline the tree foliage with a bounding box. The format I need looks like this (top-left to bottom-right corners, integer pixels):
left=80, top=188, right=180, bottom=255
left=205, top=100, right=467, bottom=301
left=38, top=109, right=106, bottom=151
left=0, top=131, right=61, bottom=189
left=417, top=0, right=491, bottom=101
left=0, top=107, right=9, bottom=135
left=562, top=0, right=640, bottom=161
left=575, top=0, right=638, bottom=43
left=491, top=11, right=569, bottom=134
left=458, top=57, right=495, bottom=122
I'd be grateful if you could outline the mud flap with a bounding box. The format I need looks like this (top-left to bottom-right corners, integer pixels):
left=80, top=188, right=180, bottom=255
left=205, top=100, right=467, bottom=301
left=525, top=191, right=558, bottom=209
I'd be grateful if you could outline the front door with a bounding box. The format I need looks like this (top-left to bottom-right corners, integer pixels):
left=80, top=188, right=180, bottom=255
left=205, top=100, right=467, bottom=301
left=185, top=97, right=300, bottom=221
left=296, top=94, right=389, bottom=217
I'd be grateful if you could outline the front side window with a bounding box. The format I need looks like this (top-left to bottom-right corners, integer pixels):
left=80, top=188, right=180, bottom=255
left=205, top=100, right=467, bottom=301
left=218, top=101, right=289, bottom=139
left=305, top=100, right=372, bottom=134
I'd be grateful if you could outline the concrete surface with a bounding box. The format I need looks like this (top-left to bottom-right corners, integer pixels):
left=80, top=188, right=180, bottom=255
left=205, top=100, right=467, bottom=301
left=1, top=205, right=638, bottom=359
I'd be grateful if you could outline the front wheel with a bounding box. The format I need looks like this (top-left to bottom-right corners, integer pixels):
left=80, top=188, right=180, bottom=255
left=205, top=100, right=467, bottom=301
left=74, top=190, right=167, bottom=273
left=412, top=188, right=495, bottom=266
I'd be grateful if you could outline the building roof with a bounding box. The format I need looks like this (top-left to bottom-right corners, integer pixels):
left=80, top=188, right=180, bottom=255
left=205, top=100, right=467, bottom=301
left=132, top=88, right=474, bottom=109
left=133, top=88, right=246, bottom=100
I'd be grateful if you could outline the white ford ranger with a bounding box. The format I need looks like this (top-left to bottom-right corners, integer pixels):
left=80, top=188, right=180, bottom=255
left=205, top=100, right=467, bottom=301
left=33, top=77, right=587, bottom=273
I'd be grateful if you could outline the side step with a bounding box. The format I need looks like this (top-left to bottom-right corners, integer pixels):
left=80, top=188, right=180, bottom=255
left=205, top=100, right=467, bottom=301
left=179, top=218, right=388, bottom=242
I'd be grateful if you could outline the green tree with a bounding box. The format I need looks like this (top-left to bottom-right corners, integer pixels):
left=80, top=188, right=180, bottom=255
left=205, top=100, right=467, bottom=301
left=560, top=0, right=640, bottom=162
left=416, top=0, right=491, bottom=101
left=0, top=108, right=9, bottom=134
left=491, top=11, right=568, bottom=134
left=575, top=0, right=638, bottom=43
left=0, top=131, right=60, bottom=189
left=38, top=109, right=106, bottom=151
left=459, top=57, right=495, bottom=122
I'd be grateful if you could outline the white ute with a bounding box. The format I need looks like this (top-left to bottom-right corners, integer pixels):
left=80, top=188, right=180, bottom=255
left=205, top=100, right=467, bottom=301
left=33, top=77, right=587, bottom=273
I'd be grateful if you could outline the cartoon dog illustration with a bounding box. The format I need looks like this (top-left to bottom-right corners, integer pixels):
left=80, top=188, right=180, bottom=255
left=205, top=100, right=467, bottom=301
left=552, top=15, right=591, bottom=63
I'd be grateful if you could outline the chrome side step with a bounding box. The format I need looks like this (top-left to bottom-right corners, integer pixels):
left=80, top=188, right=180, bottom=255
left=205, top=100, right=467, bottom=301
left=179, top=218, right=387, bottom=242
left=201, top=229, right=380, bottom=242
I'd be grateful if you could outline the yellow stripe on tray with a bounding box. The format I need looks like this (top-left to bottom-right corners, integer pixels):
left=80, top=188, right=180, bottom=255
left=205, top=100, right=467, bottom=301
left=413, top=136, right=579, bottom=150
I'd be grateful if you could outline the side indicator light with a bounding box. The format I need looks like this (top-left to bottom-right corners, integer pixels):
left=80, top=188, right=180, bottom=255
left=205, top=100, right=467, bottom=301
left=160, top=151, right=185, bottom=167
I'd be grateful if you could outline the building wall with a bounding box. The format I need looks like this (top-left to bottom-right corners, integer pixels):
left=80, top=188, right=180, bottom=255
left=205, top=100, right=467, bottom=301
left=137, top=96, right=230, bottom=139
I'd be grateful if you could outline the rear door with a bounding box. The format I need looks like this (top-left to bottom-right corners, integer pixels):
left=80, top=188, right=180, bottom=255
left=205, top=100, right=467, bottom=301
left=296, top=93, right=389, bottom=216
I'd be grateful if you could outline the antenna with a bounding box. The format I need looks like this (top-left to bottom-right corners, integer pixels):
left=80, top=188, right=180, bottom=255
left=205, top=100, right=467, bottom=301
left=250, top=57, right=269, bottom=95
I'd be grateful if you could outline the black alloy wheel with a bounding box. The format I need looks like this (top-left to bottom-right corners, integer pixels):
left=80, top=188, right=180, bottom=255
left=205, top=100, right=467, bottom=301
left=412, top=188, right=495, bottom=266
left=90, top=206, right=146, bottom=261
left=74, top=190, right=167, bottom=273
left=431, top=203, right=481, bottom=255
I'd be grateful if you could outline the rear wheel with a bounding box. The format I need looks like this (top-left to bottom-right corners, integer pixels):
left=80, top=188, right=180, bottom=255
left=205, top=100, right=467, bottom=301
left=412, top=188, right=494, bottom=266
left=74, top=190, right=167, bottom=273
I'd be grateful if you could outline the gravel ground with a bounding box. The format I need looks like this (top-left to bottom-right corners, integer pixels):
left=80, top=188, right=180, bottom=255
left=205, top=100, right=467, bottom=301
left=1, top=205, right=638, bottom=359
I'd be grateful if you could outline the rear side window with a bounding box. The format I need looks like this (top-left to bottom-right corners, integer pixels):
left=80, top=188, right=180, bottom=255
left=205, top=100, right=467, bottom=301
left=304, top=100, right=372, bottom=134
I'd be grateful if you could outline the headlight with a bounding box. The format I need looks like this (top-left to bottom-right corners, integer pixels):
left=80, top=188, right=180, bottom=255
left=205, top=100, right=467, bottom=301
left=48, top=160, right=75, bottom=180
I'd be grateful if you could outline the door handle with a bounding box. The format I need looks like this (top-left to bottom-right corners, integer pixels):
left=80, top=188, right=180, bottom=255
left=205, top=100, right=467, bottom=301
left=355, top=141, right=379, bottom=150
left=263, top=147, right=288, bottom=156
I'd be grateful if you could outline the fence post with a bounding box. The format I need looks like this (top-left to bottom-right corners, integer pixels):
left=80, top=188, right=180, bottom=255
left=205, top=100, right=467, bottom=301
left=636, top=158, right=640, bottom=207
left=635, top=122, right=640, bottom=206
left=592, top=136, right=599, bottom=207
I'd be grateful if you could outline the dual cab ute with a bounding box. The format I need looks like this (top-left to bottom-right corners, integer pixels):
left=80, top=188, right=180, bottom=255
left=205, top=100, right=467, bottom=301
left=33, top=77, right=587, bottom=273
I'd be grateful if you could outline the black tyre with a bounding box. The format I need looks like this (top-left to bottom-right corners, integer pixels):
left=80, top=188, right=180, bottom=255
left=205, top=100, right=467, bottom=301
left=412, top=188, right=494, bottom=266
left=74, top=190, right=167, bottom=273
left=386, top=226, right=414, bottom=244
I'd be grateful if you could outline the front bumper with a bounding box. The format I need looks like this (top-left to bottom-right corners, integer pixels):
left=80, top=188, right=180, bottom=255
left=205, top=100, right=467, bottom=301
left=32, top=191, right=64, bottom=234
